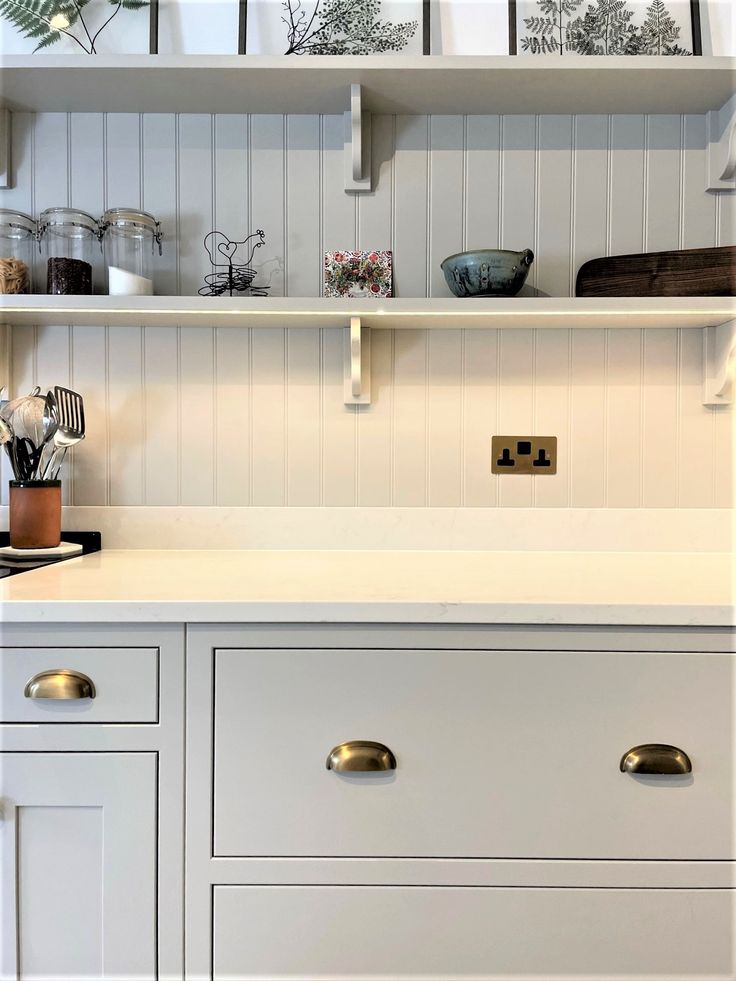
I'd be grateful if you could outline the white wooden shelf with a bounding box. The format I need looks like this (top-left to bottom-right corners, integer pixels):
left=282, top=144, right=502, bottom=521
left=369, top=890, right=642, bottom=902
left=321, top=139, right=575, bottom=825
left=0, top=55, right=734, bottom=116
left=1, top=295, right=733, bottom=331
left=3, top=296, right=732, bottom=405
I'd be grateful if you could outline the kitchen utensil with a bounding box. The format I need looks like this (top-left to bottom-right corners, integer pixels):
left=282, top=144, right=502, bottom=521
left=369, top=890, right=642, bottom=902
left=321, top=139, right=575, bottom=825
left=0, top=388, right=46, bottom=448
left=35, top=390, right=60, bottom=481
left=55, top=385, right=85, bottom=438
left=12, top=437, right=38, bottom=481
left=0, top=416, right=12, bottom=447
left=0, top=416, right=17, bottom=477
left=41, top=433, right=86, bottom=481
left=40, top=386, right=86, bottom=480
left=441, top=249, right=534, bottom=298
left=575, top=245, right=736, bottom=297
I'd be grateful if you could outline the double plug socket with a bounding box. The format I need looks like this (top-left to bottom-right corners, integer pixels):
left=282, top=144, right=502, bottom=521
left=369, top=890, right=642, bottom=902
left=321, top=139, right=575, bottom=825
left=491, top=436, right=557, bottom=475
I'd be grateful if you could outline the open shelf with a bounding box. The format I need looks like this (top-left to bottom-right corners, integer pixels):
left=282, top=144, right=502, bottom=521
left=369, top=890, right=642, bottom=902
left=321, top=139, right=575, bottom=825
left=1, top=295, right=733, bottom=330
left=3, top=295, right=733, bottom=405
left=1, top=55, right=734, bottom=116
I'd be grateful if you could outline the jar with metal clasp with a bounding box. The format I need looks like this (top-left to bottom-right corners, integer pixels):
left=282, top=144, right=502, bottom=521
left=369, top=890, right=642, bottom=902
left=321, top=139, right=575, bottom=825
left=100, top=208, right=163, bottom=296
left=39, top=208, right=100, bottom=295
left=0, top=210, right=37, bottom=294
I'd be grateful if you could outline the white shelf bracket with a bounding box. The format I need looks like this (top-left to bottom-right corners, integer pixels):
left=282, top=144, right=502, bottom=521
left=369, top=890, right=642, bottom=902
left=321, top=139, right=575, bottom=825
left=706, top=94, right=736, bottom=192
left=0, top=110, right=12, bottom=189
left=703, top=320, right=736, bottom=406
left=344, top=83, right=372, bottom=194
left=343, top=316, right=371, bottom=405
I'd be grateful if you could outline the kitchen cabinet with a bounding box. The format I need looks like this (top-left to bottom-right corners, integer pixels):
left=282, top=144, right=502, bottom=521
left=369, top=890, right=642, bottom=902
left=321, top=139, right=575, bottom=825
left=213, top=646, right=733, bottom=860
left=1, top=617, right=732, bottom=979
left=0, top=646, right=159, bottom=723
left=0, top=623, right=185, bottom=981
left=212, top=885, right=734, bottom=980
left=185, top=622, right=735, bottom=980
left=0, top=753, right=156, bottom=980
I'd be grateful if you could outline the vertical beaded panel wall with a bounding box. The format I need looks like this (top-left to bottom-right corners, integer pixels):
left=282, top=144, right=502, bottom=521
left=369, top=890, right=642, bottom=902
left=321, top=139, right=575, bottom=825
left=2, top=111, right=733, bottom=507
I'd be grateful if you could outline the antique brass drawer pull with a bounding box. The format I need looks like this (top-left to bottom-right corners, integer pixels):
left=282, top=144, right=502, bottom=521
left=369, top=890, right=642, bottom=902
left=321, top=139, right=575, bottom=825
left=24, top=669, right=96, bottom=700
left=620, top=743, right=692, bottom=775
left=326, top=740, right=396, bottom=773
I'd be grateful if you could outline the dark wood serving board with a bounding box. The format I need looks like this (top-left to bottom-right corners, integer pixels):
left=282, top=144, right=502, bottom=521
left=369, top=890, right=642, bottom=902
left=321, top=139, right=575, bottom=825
left=575, top=246, right=735, bottom=297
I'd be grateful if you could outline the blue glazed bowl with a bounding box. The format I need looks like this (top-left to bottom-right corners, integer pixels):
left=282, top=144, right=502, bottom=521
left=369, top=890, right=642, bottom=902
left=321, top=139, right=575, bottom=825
left=441, top=248, right=534, bottom=297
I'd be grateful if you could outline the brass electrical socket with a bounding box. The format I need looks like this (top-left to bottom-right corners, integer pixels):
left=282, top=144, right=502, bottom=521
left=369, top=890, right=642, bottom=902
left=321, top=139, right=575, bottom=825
left=491, top=435, right=557, bottom=474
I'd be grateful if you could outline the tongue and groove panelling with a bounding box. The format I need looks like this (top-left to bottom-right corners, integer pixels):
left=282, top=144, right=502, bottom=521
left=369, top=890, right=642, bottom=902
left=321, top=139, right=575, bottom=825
left=3, top=111, right=733, bottom=507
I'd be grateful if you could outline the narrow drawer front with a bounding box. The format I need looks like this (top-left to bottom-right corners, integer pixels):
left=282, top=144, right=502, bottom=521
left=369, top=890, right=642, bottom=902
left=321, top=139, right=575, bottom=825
left=1, top=648, right=158, bottom=723
left=214, top=649, right=734, bottom=859
left=213, top=886, right=734, bottom=980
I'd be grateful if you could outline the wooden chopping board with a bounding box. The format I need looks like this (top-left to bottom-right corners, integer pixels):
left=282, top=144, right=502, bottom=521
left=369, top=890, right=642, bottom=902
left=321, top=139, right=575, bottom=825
left=576, top=245, right=735, bottom=297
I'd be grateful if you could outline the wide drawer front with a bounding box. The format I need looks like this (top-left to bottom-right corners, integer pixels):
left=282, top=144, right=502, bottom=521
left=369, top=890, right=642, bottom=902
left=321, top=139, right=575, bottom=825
left=214, top=648, right=734, bottom=860
left=213, top=885, right=734, bottom=980
left=0, top=648, right=159, bottom=723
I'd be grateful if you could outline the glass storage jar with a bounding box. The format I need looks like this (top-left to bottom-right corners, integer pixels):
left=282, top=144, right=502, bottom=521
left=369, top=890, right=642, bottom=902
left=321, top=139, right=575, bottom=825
left=100, top=208, right=162, bottom=295
left=0, top=210, right=36, bottom=294
left=39, top=208, right=100, bottom=295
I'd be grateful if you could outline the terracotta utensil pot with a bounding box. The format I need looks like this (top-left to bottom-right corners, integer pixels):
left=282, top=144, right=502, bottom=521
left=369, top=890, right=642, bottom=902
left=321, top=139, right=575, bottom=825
left=9, top=480, right=62, bottom=549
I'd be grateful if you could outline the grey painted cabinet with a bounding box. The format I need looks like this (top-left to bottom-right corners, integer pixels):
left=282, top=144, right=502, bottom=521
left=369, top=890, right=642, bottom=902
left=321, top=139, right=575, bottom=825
left=0, top=754, right=157, bottom=980
left=186, top=624, right=735, bottom=980
left=1, top=621, right=733, bottom=979
left=0, top=623, right=185, bottom=981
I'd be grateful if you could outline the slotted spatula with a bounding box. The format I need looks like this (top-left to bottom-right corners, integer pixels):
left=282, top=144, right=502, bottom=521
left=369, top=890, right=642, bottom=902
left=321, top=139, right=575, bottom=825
left=40, top=386, right=86, bottom=480
left=55, top=386, right=85, bottom=438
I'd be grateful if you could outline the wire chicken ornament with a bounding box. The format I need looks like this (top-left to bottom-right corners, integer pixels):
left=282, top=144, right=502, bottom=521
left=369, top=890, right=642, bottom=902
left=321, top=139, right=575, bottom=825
left=199, top=229, right=270, bottom=297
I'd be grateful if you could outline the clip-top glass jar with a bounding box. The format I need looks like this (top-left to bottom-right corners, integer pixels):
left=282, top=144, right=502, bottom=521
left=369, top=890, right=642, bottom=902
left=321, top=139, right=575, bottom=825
left=100, top=209, right=162, bottom=296
left=39, top=208, right=100, bottom=296
left=0, top=210, right=37, bottom=294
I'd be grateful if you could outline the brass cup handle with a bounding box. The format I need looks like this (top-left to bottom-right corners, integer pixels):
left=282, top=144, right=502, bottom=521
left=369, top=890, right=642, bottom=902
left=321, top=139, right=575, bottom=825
left=24, top=669, right=96, bottom=700
left=326, top=740, right=396, bottom=773
left=620, top=743, right=692, bottom=775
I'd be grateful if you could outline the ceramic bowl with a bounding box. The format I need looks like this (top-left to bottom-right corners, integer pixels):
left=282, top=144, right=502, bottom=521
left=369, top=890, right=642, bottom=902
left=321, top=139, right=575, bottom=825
left=441, top=248, right=534, bottom=297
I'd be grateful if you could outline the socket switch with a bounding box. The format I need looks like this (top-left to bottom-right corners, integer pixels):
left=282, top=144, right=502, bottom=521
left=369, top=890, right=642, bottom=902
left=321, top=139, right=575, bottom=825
left=491, top=435, right=557, bottom=475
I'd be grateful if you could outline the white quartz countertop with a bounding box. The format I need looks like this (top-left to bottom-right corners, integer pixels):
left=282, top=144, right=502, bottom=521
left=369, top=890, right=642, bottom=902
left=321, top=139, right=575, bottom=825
left=0, top=549, right=732, bottom=626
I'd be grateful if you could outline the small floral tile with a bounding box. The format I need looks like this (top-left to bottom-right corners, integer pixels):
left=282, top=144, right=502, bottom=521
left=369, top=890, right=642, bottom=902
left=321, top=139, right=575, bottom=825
left=324, top=250, right=393, bottom=298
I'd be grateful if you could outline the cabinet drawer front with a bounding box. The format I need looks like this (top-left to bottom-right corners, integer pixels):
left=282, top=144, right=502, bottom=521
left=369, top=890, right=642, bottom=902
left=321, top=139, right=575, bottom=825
left=213, top=885, right=734, bottom=980
left=214, top=649, right=734, bottom=859
left=0, top=648, right=158, bottom=723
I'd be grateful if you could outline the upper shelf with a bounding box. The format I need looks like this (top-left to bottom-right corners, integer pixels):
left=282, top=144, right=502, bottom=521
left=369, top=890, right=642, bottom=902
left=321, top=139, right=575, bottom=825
left=1, top=295, right=733, bottom=330
left=0, top=55, right=734, bottom=115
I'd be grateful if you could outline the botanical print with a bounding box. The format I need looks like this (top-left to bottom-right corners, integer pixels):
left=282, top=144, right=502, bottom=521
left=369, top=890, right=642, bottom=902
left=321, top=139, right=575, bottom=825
left=246, top=0, right=423, bottom=55
left=517, top=0, right=696, bottom=54
left=0, top=0, right=150, bottom=53
left=324, top=250, right=393, bottom=298
left=282, top=0, right=417, bottom=53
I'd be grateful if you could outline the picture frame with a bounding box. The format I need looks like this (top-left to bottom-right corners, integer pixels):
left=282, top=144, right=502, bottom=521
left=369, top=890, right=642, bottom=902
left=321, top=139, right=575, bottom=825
left=150, top=0, right=160, bottom=54
left=157, top=1, right=242, bottom=54
left=0, top=0, right=159, bottom=54
left=431, top=0, right=510, bottom=55
left=698, top=0, right=732, bottom=55
left=509, top=0, right=703, bottom=56
left=242, top=0, right=429, bottom=56
left=324, top=250, right=393, bottom=298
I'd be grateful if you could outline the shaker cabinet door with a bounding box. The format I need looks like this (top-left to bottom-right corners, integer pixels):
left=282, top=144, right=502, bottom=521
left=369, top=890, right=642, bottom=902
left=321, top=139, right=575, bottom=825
left=0, top=753, right=156, bottom=981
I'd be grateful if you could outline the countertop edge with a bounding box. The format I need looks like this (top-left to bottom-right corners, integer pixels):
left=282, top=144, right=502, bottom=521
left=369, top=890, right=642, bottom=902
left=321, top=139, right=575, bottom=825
left=1, top=599, right=732, bottom=627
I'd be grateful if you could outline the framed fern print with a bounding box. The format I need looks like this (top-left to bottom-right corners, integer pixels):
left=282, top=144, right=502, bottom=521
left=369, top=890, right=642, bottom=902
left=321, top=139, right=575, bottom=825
left=244, top=0, right=427, bottom=55
left=510, top=0, right=703, bottom=55
left=0, top=0, right=159, bottom=54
